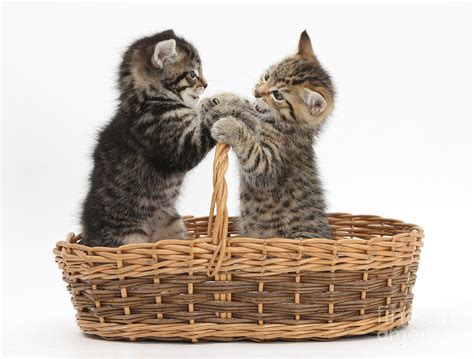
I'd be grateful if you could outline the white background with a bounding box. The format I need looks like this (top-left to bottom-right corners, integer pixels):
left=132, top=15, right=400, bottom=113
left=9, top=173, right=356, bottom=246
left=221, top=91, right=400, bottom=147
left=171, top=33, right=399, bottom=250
left=1, top=1, right=472, bottom=358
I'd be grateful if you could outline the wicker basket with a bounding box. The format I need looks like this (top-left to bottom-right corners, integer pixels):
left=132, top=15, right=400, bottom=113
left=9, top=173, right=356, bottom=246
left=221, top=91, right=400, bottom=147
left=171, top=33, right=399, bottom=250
left=54, top=144, right=424, bottom=342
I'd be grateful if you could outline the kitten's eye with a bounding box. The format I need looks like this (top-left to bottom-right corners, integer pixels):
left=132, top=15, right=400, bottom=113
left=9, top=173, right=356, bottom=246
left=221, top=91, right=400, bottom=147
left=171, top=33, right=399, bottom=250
left=272, top=90, right=284, bottom=101
left=264, top=73, right=270, bottom=81
left=188, top=71, right=197, bottom=79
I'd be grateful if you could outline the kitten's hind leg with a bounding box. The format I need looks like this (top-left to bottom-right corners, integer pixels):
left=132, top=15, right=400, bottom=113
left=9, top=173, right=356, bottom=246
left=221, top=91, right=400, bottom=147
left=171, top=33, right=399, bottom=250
left=120, top=230, right=150, bottom=245
left=152, top=218, right=185, bottom=241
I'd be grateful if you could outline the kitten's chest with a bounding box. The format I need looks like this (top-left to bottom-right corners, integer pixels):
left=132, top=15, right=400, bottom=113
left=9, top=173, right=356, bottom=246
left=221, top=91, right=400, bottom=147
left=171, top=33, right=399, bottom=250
left=157, top=174, right=184, bottom=201
left=136, top=173, right=184, bottom=207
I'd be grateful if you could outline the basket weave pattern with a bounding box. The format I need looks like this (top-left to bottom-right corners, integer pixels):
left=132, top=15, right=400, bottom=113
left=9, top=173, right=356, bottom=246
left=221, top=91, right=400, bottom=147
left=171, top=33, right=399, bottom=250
left=54, top=144, right=424, bottom=342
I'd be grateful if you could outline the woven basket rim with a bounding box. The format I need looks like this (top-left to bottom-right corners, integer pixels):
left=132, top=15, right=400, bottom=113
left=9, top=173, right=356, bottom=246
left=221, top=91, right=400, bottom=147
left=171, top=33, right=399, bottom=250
left=54, top=213, right=423, bottom=278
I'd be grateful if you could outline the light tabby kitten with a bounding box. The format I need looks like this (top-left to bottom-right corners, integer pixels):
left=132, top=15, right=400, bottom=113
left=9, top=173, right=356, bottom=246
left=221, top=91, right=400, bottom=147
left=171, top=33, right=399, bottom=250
left=201, top=31, right=334, bottom=239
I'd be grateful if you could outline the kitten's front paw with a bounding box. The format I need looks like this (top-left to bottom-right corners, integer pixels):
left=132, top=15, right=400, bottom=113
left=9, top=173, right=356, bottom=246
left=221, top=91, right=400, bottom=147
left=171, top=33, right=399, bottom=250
left=200, top=97, right=221, bottom=114
left=211, top=117, right=244, bottom=146
left=199, top=92, right=251, bottom=116
left=199, top=97, right=223, bottom=127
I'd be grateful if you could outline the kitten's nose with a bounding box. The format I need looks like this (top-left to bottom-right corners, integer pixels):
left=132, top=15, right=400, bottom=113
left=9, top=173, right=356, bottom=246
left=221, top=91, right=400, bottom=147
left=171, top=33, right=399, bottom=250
left=200, top=78, right=208, bottom=89
left=254, top=83, right=266, bottom=98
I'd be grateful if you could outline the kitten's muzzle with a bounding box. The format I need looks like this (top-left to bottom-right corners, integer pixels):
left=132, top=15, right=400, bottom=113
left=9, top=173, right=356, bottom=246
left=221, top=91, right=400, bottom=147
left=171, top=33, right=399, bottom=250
left=255, top=99, right=270, bottom=114
left=198, top=77, right=208, bottom=89
left=191, top=78, right=206, bottom=100
left=195, top=87, right=205, bottom=96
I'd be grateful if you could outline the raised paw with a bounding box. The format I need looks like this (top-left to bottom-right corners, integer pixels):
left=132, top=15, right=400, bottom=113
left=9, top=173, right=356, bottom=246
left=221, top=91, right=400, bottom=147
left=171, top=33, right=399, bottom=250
left=200, top=97, right=221, bottom=114
left=198, top=97, right=224, bottom=127
left=211, top=117, right=244, bottom=146
left=200, top=92, right=252, bottom=115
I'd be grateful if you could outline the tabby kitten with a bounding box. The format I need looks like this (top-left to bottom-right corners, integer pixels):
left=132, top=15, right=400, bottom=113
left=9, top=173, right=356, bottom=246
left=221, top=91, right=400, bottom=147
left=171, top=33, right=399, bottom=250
left=201, top=31, right=334, bottom=239
left=81, top=30, right=216, bottom=247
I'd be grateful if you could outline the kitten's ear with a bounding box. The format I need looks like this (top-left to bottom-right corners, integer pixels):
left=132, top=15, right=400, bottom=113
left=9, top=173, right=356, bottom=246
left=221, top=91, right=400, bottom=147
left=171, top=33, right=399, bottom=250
left=297, top=30, right=318, bottom=62
left=152, top=39, right=177, bottom=68
left=161, top=29, right=176, bottom=37
left=301, top=88, right=327, bottom=116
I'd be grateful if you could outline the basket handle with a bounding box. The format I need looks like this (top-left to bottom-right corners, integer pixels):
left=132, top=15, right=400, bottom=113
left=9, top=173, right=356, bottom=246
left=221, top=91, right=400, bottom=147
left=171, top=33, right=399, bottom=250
left=206, top=143, right=231, bottom=276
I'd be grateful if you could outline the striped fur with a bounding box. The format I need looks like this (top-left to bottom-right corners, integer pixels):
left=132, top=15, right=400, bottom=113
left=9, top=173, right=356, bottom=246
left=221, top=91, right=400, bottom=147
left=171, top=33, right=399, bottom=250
left=81, top=30, right=215, bottom=247
left=201, top=31, right=334, bottom=239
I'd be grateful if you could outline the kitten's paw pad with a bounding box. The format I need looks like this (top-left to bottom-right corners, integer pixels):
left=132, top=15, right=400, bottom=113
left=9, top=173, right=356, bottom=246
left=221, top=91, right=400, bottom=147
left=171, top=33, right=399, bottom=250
left=211, top=117, right=243, bottom=145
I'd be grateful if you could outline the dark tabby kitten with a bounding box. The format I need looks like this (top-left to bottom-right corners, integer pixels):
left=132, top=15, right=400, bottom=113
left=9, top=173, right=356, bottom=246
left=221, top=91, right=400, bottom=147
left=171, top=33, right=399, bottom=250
left=81, top=30, right=216, bottom=247
left=201, top=31, right=334, bottom=239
